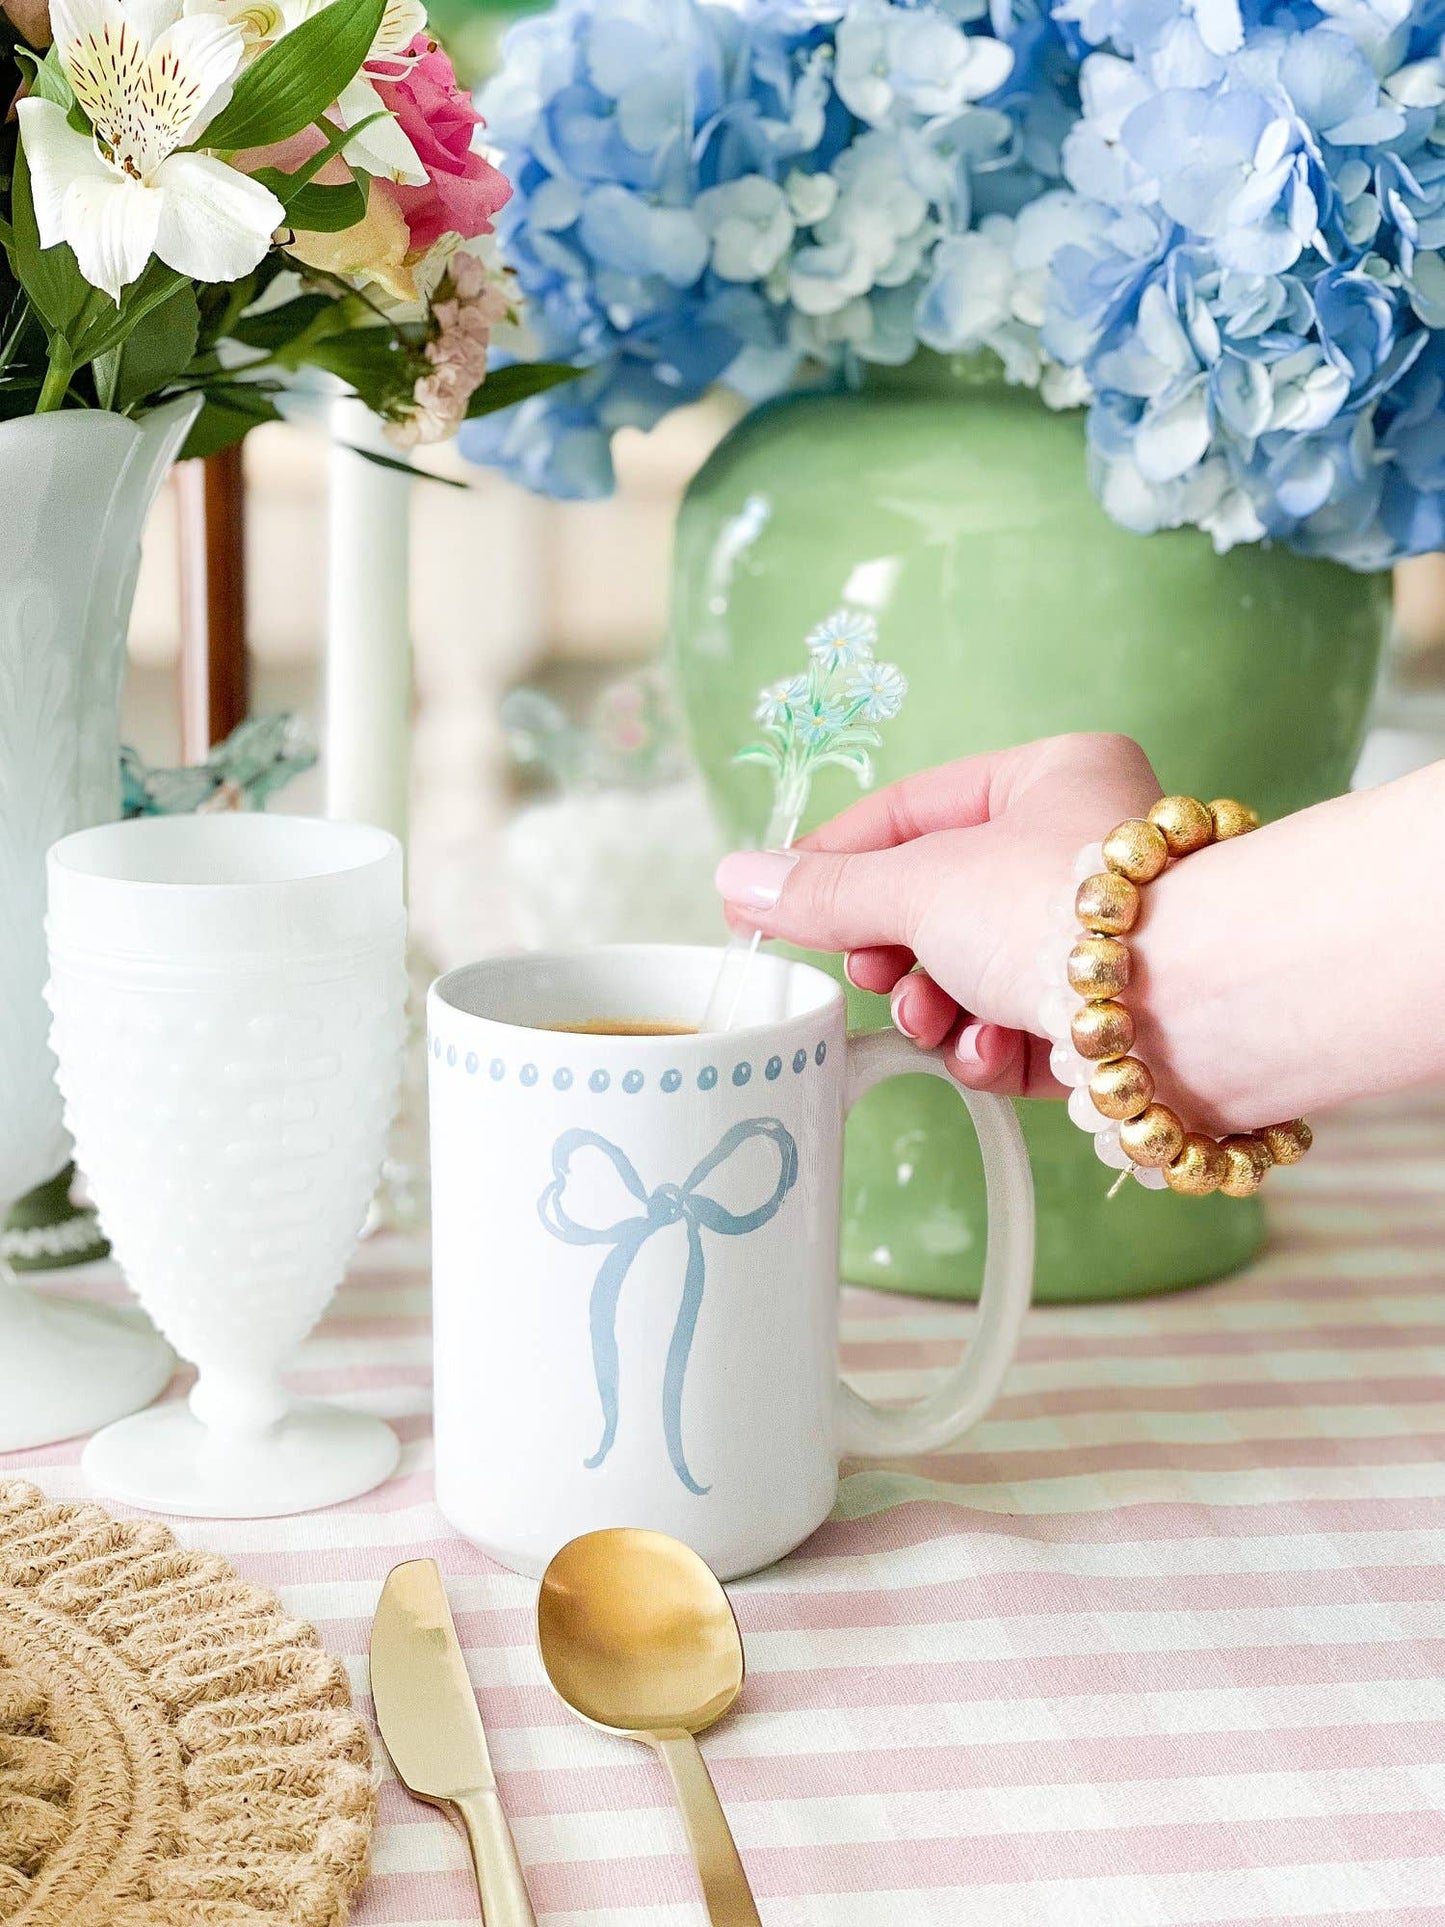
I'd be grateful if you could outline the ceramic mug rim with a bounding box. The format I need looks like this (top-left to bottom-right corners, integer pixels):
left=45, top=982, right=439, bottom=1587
left=430, top=943, right=844, bottom=1048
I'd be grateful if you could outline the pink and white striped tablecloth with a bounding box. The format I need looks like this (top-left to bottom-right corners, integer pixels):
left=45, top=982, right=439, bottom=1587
left=8, top=1087, right=1445, bottom=1926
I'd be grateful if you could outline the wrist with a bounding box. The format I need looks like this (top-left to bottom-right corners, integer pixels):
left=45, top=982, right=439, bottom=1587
left=1126, top=839, right=1272, bottom=1135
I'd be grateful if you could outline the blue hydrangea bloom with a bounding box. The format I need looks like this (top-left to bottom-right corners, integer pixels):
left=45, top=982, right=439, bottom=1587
left=461, top=0, right=1079, bottom=496
left=1043, top=0, right=1445, bottom=563
left=464, top=0, right=1445, bottom=565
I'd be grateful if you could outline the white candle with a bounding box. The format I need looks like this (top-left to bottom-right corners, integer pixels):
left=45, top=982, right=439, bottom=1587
left=325, top=392, right=413, bottom=846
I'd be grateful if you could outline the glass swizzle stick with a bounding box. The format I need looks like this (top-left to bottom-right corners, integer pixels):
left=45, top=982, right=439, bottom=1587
left=699, top=610, right=908, bottom=1032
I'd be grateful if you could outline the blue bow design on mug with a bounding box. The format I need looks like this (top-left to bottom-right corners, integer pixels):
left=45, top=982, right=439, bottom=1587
left=537, top=1118, right=799, bottom=1494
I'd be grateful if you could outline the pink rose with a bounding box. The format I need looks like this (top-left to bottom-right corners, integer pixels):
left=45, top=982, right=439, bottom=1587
left=370, top=38, right=511, bottom=255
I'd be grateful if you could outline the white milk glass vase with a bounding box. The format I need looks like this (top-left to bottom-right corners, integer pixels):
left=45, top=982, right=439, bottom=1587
left=46, top=813, right=407, bottom=1517
left=0, top=400, right=197, bottom=1452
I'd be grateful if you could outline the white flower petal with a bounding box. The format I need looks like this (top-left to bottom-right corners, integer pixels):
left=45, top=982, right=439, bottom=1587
left=51, top=0, right=126, bottom=65
left=1192, top=0, right=1243, bottom=57
left=151, top=149, right=282, bottom=283
left=66, top=172, right=163, bottom=300
left=15, top=98, right=109, bottom=252
left=149, top=12, right=244, bottom=145
left=373, top=0, right=426, bottom=59
left=1077, top=53, right=1151, bottom=139
left=1135, top=382, right=1212, bottom=484
left=958, top=35, right=1014, bottom=101
left=126, top=0, right=185, bottom=45
left=18, top=97, right=107, bottom=250
left=338, top=74, right=427, bottom=187
left=1386, top=59, right=1445, bottom=108
left=56, top=0, right=148, bottom=141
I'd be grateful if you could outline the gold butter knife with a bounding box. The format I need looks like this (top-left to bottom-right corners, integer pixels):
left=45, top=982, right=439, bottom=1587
left=371, top=1559, right=537, bottom=1927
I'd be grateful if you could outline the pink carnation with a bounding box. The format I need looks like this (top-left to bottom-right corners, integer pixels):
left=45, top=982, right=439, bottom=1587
left=386, top=252, right=516, bottom=448
left=370, top=37, right=512, bottom=255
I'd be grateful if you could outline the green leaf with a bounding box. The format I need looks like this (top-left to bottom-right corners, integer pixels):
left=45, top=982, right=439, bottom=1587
left=824, top=725, right=883, bottom=754
left=16, top=47, right=74, bottom=109
left=733, top=743, right=783, bottom=769
left=814, top=746, right=875, bottom=783
left=296, top=322, right=417, bottom=411
left=101, top=283, right=201, bottom=412
left=250, top=111, right=384, bottom=231
left=70, top=260, right=189, bottom=367
left=346, top=441, right=465, bottom=488
left=464, top=360, right=580, bottom=418
left=228, top=291, right=337, bottom=352
left=201, top=0, right=388, bottom=151
left=8, top=139, right=107, bottom=344
left=270, top=108, right=387, bottom=193
left=257, top=174, right=369, bottom=232
left=337, top=439, right=466, bottom=485
left=180, top=383, right=284, bottom=459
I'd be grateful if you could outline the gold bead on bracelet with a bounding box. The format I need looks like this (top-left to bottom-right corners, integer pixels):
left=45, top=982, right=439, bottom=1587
left=1219, top=1135, right=1274, bottom=1197
left=1068, top=936, right=1131, bottom=1000
left=1119, top=1103, right=1186, bottom=1168
left=1148, top=795, right=1213, bottom=856
left=1075, top=870, right=1141, bottom=935
left=1071, top=999, right=1136, bottom=1061
left=1089, top=1055, right=1154, bottom=1121
left=1165, top=1133, right=1229, bottom=1196
left=1259, top=1119, right=1313, bottom=1164
left=1208, top=798, right=1260, bottom=840
left=1102, top=818, right=1168, bottom=883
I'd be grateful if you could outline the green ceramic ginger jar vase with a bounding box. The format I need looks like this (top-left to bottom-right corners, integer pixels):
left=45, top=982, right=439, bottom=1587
left=671, top=355, right=1389, bottom=1304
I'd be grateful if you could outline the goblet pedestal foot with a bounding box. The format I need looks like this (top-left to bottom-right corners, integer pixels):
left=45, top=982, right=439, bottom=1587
left=81, top=1399, right=400, bottom=1517
left=0, top=1280, right=175, bottom=1451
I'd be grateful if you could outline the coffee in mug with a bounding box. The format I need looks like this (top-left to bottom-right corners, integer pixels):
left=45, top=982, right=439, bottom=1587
left=546, top=1018, right=699, bottom=1037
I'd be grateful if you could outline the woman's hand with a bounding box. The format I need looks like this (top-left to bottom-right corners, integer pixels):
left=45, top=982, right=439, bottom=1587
left=715, top=731, right=1162, bottom=1097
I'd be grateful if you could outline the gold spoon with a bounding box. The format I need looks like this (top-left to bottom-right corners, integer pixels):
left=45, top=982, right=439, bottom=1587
left=537, top=1528, right=762, bottom=1927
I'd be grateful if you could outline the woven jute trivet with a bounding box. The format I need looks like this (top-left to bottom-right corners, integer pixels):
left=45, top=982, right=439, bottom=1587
left=0, top=1480, right=373, bottom=1926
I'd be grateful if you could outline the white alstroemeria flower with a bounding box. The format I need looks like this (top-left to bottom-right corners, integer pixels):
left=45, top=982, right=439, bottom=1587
left=18, top=0, right=284, bottom=301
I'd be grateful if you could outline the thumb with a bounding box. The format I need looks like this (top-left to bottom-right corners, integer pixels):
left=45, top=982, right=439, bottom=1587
left=714, top=845, right=923, bottom=954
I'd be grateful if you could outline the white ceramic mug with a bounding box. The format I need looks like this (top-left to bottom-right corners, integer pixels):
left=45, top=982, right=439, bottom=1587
left=429, top=944, right=1034, bottom=1580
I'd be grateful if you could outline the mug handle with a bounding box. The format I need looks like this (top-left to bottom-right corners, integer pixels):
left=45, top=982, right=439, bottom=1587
left=837, top=1029, right=1035, bottom=1458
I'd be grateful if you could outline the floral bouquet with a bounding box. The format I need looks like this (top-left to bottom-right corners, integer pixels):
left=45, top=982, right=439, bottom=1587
left=0, top=0, right=573, bottom=448
left=464, top=0, right=1445, bottom=568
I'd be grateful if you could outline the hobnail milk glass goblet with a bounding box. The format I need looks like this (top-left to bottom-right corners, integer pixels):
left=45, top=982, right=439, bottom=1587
left=46, top=813, right=407, bottom=1517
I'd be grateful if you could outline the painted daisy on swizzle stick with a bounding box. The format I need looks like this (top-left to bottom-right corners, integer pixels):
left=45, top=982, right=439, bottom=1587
left=701, top=605, right=910, bottom=1032
left=735, top=609, right=908, bottom=848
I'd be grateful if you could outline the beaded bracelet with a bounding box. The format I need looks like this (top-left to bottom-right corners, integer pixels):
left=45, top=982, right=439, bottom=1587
left=1040, top=795, right=1312, bottom=1199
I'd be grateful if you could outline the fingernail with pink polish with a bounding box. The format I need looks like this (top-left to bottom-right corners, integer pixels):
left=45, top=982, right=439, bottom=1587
left=891, top=980, right=920, bottom=1040
left=954, top=1025, right=983, bottom=1071
left=844, top=953, right=863, bottom=989
left=715, top=850, right=799, bottom=910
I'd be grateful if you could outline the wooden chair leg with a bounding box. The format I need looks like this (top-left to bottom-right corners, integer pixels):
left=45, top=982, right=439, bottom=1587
left=176, top=444, right=249, bottom=760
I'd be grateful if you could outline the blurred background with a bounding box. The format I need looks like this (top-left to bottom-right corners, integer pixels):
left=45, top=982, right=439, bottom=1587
left=121, top=0, right=1445, bottom=977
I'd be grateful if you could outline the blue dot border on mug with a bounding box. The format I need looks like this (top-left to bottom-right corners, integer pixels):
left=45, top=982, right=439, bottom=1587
left=427, top=1031, right=829, bottom=1098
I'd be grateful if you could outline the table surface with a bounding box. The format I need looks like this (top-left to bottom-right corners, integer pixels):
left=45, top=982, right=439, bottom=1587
left=7, top=1087, right=1445, bottom=1927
